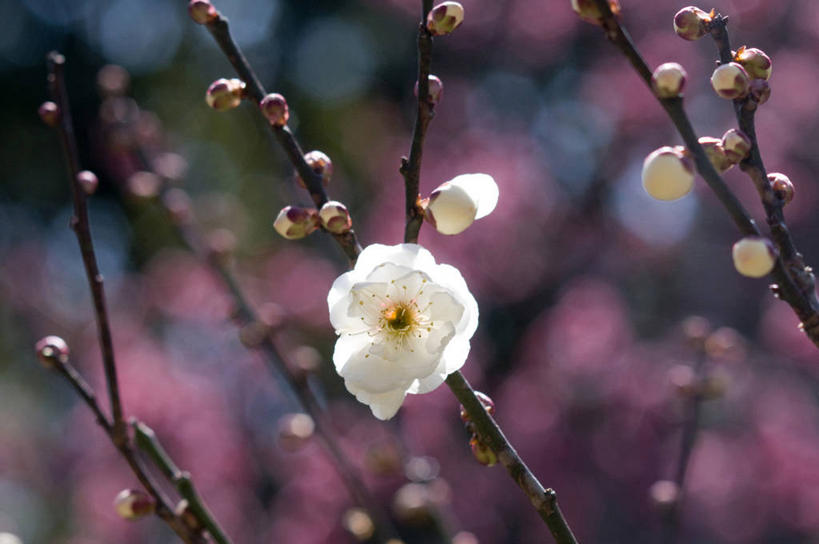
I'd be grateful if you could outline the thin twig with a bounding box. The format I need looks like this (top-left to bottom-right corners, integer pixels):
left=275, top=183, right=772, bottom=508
left=400, top=0, right=435, bottom=244
left=200, top=8, right=361, bottom=265
left=446, top=372, right=578, bottom=544
left=590, top=1, right=819, bottom=349
left=52, top=357, right=206, bottom=543
left=46, top=51, right=127, bottom=445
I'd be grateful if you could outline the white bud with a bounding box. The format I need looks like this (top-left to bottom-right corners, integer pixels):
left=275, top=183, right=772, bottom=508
left=641, top=146, right=695, bottom=201
left=732, top=237, right=776, bottom=278
left=735, top=46, right=771, bottom=81
left=651, top=62, right=687, bottom=98
left=319, top=200, right=352, bottom=234
left=711, top=63, right=750, bottom=100
left=426, top=2, right=464, bottom=36
left=673, top=6, right=711, bottom=41
left=114, top=489, right=155, bottom=520
left=721, top=129, right=752, bottom=163
left=273, top=206, right=320, bottom=240
left=205, top=78, right=245, bottom=111
left=426, top=173, right=498, bottom=235
left=698, top=137, right=733, bottom=173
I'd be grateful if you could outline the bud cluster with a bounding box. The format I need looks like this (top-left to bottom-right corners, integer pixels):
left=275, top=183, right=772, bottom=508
left=459, top=391, right=497, bottom=466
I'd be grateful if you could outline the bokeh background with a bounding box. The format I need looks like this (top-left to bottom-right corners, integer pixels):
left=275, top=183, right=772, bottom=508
left=2, top=0, right=819, bottom=542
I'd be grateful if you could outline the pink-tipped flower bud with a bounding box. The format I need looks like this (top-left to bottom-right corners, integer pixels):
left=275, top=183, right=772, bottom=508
left=414, top=75, right=444, bottom=106
left=426, top=2, right=464, bottom=36
left=273, top=206, right=320, bottom=240
left=735, top=46, right=771, bottom=81
left=698, top=137, right=733, bottom=173
left=319, top=200, right=352, bottom=234
left=673, top=6, right=712, bottom=41
left=38, top=101, right=60, bottom=127
left=469, top=436, right=497, bottom=466
left=749, top=78, right=771, bottom=105
left=188, top=0, right=217, bottom=24
left=721, top=129, right=752, bottom=163
left=76, top=170, right=99, bottom=195
left=296, top=150, right=333, bottom=188
left=459, top=391, right=495, bottom=423
left=732, top=236, right=777, bottom=278
left=35, top=335, right=69, bottom=369
left=711, top=62, right=750, bottom=100
left=768, top=172, right=794, bottom=205
left=571, top=0, right=621, bottom=26
left=113, top=489, right=155, bottom=520
left=205, top=78, right=245, bottom=111
left=651, top=62, right=687, bottom=98
left=260, top=93, right=289, bottom=127
left=641, top=146, right=695, bottom=201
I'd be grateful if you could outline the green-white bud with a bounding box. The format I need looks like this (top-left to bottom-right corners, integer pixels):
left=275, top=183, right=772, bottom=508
left=732, top=236, right=776, bottom=278
left=641, top=146, right=695, bottom=201
left=711, top=63, right=750, bottom=100
left=426, top=2, right=464, bottom=36
left=651, top=62, right=687, bottom=98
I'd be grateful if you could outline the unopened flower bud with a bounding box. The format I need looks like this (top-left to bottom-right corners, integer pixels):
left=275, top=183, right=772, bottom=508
left=205, top=78, right=245, bottom=111
left=721, top=129, right=752, bottom=163
left=426, top=2, right=464, bottom=36
left=188, top=0, right=217, bottom=24
left=35, top=335, right=69, bottom=368
left=426, top=173, right=498, bottom=235
left=319, top=200, right=352, bottom=234
left=76, top=170, right=99, bottom=195
left=768, top=172, right=794, bottom=204
left=260, top=93, right=289, bottom=127
left=641, top=146, right=695, bottom=201
left=734, top=46, right=771, bottom=81
left=296, top=150, right=333, bottom=188
left=459, top=391, right=495, bottom=422
left=711, top=62, right=750, bottom=100
left=113, top=489, right=155, bottom=520
left=749, top=78, right=771, bottom=105
left=651, top=62, right=687, bottom=98
left=732, top=236, right=777, bottom=278
left=649, top=480, right=680, bottom=509
left=342, top=508, right=375, bottom=542
left=277, top=413, right=315, bottom=451
left=38, top=101, right=60, bottom=127
left=673, top=6, right=711, bottom=41
left=414, top=75, right=444, bottom=105
left=698, top=137, right=733, bottom=173
left=469, top=436, right=497, bottom=466
left=571, top=0, right=621, bottom=26
left=273, top=206, right=320, bottom=239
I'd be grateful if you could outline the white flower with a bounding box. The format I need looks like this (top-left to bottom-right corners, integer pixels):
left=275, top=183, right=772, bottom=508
left=327, top=244, right=478, bottom=420
left=426, top=173, right=499, bottom=235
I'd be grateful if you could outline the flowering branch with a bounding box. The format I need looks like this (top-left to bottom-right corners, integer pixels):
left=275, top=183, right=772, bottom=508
left=590, top=0, right=819, bottom=349
left=400, top=0, right=435, bottom=244
left=46, top=51, right=127, bottom=445
left=196, top=4, right=361, bottom=264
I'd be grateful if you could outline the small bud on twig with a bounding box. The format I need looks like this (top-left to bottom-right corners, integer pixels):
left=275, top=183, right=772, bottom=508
left=319, top=200, right=352, bottom=234
left=469, top=436, right=497, bottom=466
left=205, top=78, right=246, bottom=111
left=673, top=6, right=712, bottom=41
left=721, top=129, right=752, bottom=163
left=113, top=489, right=156, bottom=520
left=711, top=62, right=750, bottom=100
left=259, top=93, right=289, bottom=127
left=273, top=206, right=320, bottom=239
left=641, top=146, right=695, bottom=201
left=768, top=172, right=794, bottom=205
left=459, top=391, right=495, bottom=423
left=35, top=335, right=69, bottom=369
left=188, top=0, right=218, bottom=24
left=571, top=0, right=621, bottom=26
left=76, top=170, right=99, bottom=195
left=38, top=101, right=60, bottom=127
left=698, top=137, right=733, bottom=173
left=414, top=75, right=444, bottom=105
left=296, top=150, right=333, bottom=188
left=734, top=46, right=772, bottom=81
left=277, top=413, right=316, bottom=451
left=749, top=78, right=771, bottom=105
left=651, top=62, right=687, bottom=99
left=342, top=507, right=375, bottom=541
left=426, top=2, right=465, bottom=36
left=732, top=236, right=777, bottom=278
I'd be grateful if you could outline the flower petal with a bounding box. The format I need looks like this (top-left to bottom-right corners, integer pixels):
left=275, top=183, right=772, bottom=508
left=354, top=244, right=436, bottom=278
left=447, top=173, right=498, bottom=219
left=346, top=383, right=408, bottom=420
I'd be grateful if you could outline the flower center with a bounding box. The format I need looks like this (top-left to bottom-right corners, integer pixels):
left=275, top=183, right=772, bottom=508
left=383, top=303, right=415, bottom=332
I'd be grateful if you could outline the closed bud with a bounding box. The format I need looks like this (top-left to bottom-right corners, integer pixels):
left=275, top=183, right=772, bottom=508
left=673, top=6, right=711, bottom=41
left=459, top=391, right=495, bottom=423
left=414, top=75, right=444, bottom=105
left=469, top=436, right=497, bottom=466
left=277, top=413, right=315, bottom=451
left=273, top=206, right=320, bottom=239
left=426, top=2, right=464, bottom=36
left=38, top=101, right=60, bottom=127
left=768, top=172, right=794, bottom=204
left=651, top=62, right=687, bottom=98
left=732, top=236, right=777, bottom=278
left=649, top=480, right=680, bottom=509
left=641, top=146, right=695, bottom=201
left=711, top=62, right=750, bottom=100
left=188, top=0, right=217, bottom=24
left=342, top=508, right=375, bottom=542
left=35, top=335, right=69, bottom=368
left=260, top=93, right=289, bottom=127
left=698, top=137, right=733, bottom=173
left=319, top=200, right=352, bottom=234
left=721, top=129, right=752, bottom=163
left=426, top=173, right=498, bottom=235
left=205, top=78, right=245, bottom=111
left=113, top=489, right=155, bottom=520
left=734, top=46, right=771, bottom=81
left=749, top=78, right=771, bottom=105
left=571, top=0, right=621, bottom=26
left=76, top=170, right=99, bottom=195
left=296, top=150, right=333, bottom=188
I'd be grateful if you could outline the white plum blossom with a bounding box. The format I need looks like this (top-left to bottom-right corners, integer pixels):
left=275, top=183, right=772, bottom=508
left=327, top=243, right=478, bottom=419
left=426, top=173, right=499, bottom=235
